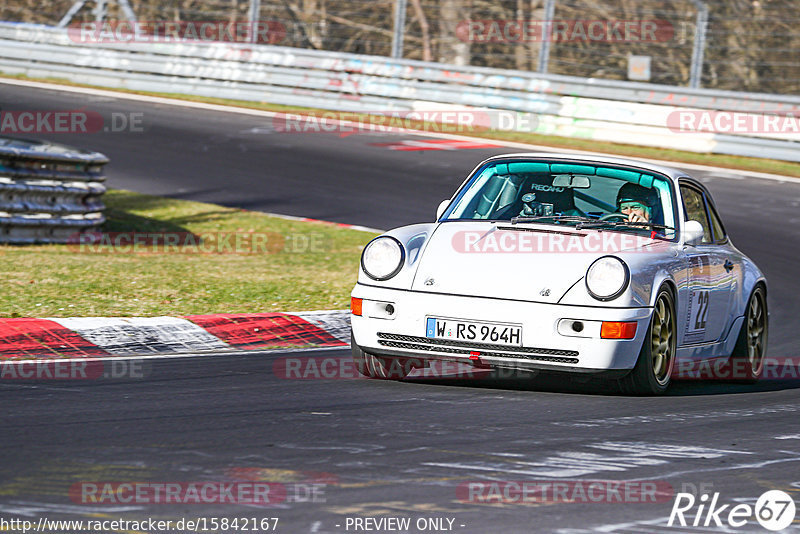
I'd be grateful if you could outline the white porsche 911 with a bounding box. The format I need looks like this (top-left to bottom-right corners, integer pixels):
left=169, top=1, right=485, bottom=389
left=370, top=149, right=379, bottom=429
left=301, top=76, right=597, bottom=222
left=350, top=153, right=768, bottom=394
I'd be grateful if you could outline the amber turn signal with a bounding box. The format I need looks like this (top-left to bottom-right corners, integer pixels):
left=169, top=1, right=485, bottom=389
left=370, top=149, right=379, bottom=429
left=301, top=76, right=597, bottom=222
left=600, top=321, right=637, bottom=339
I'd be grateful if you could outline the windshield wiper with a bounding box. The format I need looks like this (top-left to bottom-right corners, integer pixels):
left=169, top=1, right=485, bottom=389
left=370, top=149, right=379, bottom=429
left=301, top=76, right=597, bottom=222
left=510, top=215, right=595, bottom=225
left=575, top=220, right=676, bottom=236
left=576, top=220, right=673, bottom=230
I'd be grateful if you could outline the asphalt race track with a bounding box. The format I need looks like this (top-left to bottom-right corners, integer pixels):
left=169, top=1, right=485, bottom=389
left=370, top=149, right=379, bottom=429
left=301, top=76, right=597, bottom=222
left=2, top=81, right=800, bottom=532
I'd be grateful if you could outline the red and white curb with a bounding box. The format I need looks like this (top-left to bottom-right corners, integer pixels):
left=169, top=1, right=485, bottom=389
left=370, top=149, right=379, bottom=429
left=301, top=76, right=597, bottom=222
left=0, top=311, right=350, bottom=359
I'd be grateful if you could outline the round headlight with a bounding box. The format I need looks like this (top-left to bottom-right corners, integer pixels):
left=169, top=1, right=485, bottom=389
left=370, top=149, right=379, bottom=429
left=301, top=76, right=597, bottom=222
left=361, top=237, right=405, bottom=281
left=585, top=256, right=630, bottom=301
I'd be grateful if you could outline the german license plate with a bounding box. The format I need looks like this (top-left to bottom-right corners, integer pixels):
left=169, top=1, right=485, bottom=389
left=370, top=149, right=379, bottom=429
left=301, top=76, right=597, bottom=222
left=426, top=317, right=522, bottom=346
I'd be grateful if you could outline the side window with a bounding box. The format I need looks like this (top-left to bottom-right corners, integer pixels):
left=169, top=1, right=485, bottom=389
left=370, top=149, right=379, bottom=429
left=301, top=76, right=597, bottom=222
left=680, top=186, right=712, bottom=244
left=706, top=201, right=727, bottom=243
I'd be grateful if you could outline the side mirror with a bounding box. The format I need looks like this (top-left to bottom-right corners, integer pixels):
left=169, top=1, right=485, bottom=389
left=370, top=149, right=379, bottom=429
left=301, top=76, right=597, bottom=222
left=684, top=220, right=705, bottom=245
left=436, top=199, right=450, bottom=220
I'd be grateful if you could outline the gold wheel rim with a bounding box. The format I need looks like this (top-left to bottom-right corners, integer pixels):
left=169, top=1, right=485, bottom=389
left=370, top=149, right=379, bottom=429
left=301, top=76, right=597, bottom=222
left=747, top=291, right=766, bottom=374
left=651, top=295, right=674, bottom=386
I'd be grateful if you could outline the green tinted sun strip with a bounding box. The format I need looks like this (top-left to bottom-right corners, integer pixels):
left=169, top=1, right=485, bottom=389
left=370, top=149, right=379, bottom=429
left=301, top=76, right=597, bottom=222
left=493, top=164, right=509, bottom=175
left=596, top=167, right=641, bottom=181
left=550, top=164, right=596, bottom=175
left=506, top=162, right=550, bottom=174
left=638, top=174, right=655, bottom=188
left=594, top=168, right=657, bottom=188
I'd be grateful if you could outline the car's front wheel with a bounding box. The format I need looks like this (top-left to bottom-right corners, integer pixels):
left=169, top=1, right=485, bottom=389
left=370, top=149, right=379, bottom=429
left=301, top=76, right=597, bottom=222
left=351, top=333, right=412, bottom=379
left=619, top=287, right=676, bottom=395
left=728, top=285, right=767, bottom=382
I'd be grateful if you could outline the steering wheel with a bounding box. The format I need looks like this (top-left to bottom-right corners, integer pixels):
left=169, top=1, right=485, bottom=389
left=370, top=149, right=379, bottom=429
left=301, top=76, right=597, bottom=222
left=599, top=212, right=628, bottom=222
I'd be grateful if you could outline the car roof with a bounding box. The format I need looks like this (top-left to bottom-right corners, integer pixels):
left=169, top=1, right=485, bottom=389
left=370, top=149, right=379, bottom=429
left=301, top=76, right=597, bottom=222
left=482, top=152, right=688, bottom=181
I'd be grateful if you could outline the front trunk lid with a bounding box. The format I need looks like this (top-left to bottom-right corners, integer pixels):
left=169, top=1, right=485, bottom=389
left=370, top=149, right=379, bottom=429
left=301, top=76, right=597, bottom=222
left=412, top=221, right=651, bottom=303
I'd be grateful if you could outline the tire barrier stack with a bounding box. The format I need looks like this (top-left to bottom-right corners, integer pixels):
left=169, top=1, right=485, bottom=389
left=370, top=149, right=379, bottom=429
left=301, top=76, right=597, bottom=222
left=0, top=136, right=107, bottom=244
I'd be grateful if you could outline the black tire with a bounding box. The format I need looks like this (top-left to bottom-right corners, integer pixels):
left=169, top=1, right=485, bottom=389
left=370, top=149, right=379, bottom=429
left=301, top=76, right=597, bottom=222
left=351, top=332, right=412, bottom=380
left=619, top=287, right=676, bottom=395
left=728, top=285, right=767, bottom=383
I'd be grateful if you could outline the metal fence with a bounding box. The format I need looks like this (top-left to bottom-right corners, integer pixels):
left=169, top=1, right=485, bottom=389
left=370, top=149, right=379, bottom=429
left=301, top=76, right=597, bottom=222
left=2, top=0, right=800, bottom=95
left=0, top=136, right=107, bottom=244
left=1, top=22, right=799, bottom=162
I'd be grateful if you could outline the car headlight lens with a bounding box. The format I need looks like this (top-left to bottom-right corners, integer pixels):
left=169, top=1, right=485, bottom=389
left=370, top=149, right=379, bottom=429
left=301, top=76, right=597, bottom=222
left=361, top=237, right=405, bottom=281
left=585, top=256, right=630, bottom=301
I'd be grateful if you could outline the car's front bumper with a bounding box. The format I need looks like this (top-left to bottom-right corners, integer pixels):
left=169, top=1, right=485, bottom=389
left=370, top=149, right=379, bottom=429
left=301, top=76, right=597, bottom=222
left=351, top=284, right=653, bottom=375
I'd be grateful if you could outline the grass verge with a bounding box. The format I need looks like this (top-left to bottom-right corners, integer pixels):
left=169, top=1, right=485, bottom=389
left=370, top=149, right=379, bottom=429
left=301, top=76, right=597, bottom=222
left=0, top=190, right=377, bottom=317
left=3, top=72, right=800, bottom=178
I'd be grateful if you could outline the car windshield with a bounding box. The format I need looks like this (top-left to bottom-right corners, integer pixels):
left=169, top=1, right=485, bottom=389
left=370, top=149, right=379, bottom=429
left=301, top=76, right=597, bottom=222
left=443, top=159, right=677, bottom=239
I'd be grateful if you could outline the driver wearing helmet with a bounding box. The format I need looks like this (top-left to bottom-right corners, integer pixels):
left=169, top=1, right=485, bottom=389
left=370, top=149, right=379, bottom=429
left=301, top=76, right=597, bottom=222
left=616, top=182, right=657, bottom=223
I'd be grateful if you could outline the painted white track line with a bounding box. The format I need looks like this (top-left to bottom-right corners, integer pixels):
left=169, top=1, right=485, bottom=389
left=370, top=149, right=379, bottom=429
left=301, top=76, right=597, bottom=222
left=3, top=77, right=800, bottom=186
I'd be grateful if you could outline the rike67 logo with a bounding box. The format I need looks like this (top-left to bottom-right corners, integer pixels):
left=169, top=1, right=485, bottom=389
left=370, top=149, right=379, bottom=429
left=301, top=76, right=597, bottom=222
left=668, top=490, right=796, bottom=531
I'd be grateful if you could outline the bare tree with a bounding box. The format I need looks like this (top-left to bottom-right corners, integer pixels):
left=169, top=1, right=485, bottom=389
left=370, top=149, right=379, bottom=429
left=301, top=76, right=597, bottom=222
left=5, top=0, right=800, bottom=94
left=409, top=0, right=431, bottom=61
left=438, top=0, right=470, bottom=65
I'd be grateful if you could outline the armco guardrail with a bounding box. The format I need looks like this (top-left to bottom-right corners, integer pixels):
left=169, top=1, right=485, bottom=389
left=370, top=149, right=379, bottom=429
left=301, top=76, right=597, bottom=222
left=0, top=22, right=799, bottom=162
left=0, top=136, right=107, bottom=244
